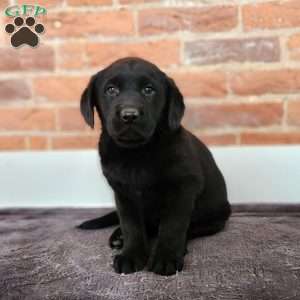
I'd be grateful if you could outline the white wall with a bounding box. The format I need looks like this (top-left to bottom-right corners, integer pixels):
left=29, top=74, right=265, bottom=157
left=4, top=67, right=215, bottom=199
left=0, top=146, right=299, bottom=208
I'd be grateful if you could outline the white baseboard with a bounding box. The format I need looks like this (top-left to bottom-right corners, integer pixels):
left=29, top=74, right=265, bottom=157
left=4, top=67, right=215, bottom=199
left=0, top=146, right=299, bottom=208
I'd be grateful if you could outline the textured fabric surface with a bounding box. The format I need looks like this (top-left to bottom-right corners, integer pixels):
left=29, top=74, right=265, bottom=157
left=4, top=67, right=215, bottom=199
left=0, top=208, right=300, bottom=300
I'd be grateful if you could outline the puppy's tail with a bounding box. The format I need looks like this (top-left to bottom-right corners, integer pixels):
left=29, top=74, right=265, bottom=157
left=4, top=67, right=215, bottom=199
left=77, top=211, right=119, bottom=230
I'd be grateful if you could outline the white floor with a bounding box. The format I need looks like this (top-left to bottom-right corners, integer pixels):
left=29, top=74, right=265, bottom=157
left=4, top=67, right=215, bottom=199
left=0, top=146, right=299, bottom=208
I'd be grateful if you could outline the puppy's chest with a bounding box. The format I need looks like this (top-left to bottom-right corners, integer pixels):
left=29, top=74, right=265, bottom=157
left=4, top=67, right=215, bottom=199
left=102, top=160, right=157, bottom=191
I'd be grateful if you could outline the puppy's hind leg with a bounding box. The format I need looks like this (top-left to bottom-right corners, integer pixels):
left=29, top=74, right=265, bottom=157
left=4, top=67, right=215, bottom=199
left=187, top=220, right=226, bottom=240
left=187, top=196, right=231, bottom=240
left=109, top=227, right=123, bottom=249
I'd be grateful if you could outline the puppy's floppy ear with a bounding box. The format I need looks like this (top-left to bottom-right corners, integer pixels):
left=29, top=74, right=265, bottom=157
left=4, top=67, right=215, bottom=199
left=80, top=75, right=97, bottom=128
left=166, top=76, right=185, bottom=131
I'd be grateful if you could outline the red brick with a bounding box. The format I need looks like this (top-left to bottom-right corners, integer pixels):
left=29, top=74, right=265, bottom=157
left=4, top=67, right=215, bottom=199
left=243, top=1, right=300, bottom=31
left=138, top=6, right=238, bottom=35
left=33, top=76, right=89, bottom=102
left=29, top=136, right=48, bottom=150
left=196, top=133, right=237, bottom=146
left=230, top=70, right=300, bottom=96
left=183, top=102, right=283, bottom=129
left=44, top=11, right=134, bottom=37
left=33, top=0, right=63, bottom=7
left=287, top=100, right=300, bottom=126
left=0, top=80, right=31, bottom=101
left=0, top=46, right=55, bottom=71
left=185, top=37, right=280, bottom=65
left=289, top=51, right=300, bottom=62
left=86, top=40, right=180, bottom=68
left=120, top=0, right=159, bottom=3
left=57, top=42, right=86, bottom=69
left=169, top=71, right=227, bottom=98
left=0, top=17, right=5, bottom=44
left=0, top=108, right=55, bottom=131
left=52, top=135, right=98, bottom=149
left=0, top=0, right=9, bottom=9
left=0, top=136, right=26, bottom=150
left=288, top=33, right=300, bottom=49
left=57, top=107, right=88, bottom=131
left=68, top=0, right=111, bottom=5
left=287, top=34, right=300, bottom=61
left=241, top=132, right=300, bottom=145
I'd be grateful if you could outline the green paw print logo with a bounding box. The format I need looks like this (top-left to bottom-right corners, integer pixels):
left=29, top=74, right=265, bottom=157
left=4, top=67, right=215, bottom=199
left=4, top=4, right=47, bottom=48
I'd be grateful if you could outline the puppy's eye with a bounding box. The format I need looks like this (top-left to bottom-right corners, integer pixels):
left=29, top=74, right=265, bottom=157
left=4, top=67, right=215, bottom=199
left=142, top=86, right=155, bottom=96
left=105, top=86, right=120, bottom=97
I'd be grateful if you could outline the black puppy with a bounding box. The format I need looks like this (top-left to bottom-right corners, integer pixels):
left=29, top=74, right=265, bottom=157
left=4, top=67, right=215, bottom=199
left=78, top=57, right=231, bottom=276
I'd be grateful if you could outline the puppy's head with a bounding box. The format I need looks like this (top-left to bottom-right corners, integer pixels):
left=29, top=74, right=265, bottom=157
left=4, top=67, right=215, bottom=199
left=80, top=57, right=184, bottom=148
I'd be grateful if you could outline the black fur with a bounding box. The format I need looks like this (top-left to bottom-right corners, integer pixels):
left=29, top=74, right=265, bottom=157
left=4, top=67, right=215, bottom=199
left=78, top=57, right=231, bottom=276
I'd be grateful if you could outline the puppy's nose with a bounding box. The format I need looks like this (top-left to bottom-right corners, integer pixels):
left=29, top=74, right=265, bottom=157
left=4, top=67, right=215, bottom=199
left=120, top=108, right=140, bottom=123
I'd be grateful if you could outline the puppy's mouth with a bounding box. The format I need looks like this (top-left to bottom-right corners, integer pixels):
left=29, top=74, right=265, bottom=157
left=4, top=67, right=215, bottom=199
left=115, top=137, right=148, bottom=148
left=118, top=137, right=145, bottom=144
left=113, top=129, right=149, bottom=148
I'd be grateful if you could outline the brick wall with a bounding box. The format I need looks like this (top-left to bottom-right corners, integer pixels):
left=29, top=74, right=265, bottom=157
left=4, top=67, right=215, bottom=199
left=1, top=0, right=300, bottom=151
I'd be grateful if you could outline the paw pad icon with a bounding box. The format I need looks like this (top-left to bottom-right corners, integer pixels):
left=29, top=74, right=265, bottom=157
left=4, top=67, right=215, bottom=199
left=5, top=17, right=45, bottom=48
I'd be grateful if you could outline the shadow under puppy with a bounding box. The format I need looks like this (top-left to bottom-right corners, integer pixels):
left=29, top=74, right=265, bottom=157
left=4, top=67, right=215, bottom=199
left=78, top=57, right=231, bottom=276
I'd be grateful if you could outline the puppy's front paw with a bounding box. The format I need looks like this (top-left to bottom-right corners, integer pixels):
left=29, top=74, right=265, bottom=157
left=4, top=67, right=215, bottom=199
left=148, top=252, right=184, bottom=276
left=113, top=253, right=147, bottom=274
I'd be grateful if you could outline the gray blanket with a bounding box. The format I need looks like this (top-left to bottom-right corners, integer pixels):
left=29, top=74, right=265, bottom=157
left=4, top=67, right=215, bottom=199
left=0, top=207, right=300, bottom=300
